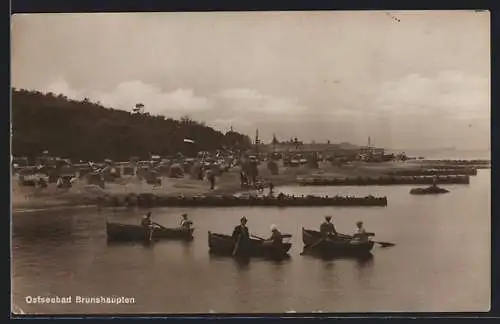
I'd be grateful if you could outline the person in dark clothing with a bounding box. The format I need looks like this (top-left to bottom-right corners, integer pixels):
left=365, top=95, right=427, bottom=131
left=207, top=171, right=216, bottom=190
left=268, top=182, right=275, bottom=196
left=251, top=174, right=257, bottom=187
left=240, top=171, right=246, bottom=188
left=320, top=216, right=338, bottom=237
left=232, top=216, right=250, bottom=241
left=38, top=178, right=48, bottom=188
left=431, top=175, right=438, bottom=188
left=141, top=212, right=153, bottom=228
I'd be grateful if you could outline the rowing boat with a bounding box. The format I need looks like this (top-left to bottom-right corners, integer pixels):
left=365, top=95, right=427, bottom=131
left=208, top=232, right=291, bottom=258
left=106, top=222, right=194, bottom=242
left=106, top=222, right=153, bottom=243
left=302, top=228, right=374, bottom=257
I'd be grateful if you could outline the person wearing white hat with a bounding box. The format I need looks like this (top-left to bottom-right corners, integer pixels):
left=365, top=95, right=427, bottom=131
left=352, top=221, right=370, bottom=243
left=266, top=224, right=283, bottom=245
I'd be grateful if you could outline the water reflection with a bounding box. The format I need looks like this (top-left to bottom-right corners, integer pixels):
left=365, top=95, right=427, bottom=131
left=355, top=253, right=374, bottom=268
left=180, top=240, right=193, bottom=255
left=106, top=240, right=154, bottom=249
left=11, top=170, right=491, bottom=313
left=323, top=260, right=335, bottom=271
left=12, top=214, right=74, bottom=243
left=270, top=255, right=292, bottom=265
left=208, top=253, right=251, bottom=271
left=234, top=256, right=251, bottom=270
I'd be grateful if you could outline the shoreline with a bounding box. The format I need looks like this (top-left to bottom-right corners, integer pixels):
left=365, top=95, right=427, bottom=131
left=11, top=164, right=303, bottom=213
left=11, top=160, right=487, bottom=213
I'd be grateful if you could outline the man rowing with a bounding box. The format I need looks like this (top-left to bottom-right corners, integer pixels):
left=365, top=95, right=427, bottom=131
left=320, top=216, right=338, bottom=238
left=232, top=216, right=250, bottom=242
left=141, top=212, right=152, bottom=227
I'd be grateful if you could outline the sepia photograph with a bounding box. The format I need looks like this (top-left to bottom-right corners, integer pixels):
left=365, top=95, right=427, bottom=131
left=11, top=10, right=490, bottom=315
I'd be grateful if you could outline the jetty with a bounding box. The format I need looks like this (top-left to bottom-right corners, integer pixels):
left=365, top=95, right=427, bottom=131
left=419, top=160, right=490, bottom=169
left=388, top=168, right=477, bottom=176
left=298, top=175, right=470, bottom=186
left=102, top=193, right=388, bottom=207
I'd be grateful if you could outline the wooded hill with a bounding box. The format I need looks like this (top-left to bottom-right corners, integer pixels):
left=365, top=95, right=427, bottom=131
left=11, top=89, right=252, bottom=161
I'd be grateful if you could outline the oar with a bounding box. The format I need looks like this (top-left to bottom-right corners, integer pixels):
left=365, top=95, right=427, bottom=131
left=251, top=233, right=292, bottom=241
left=342, top=233, right=395, bottom=248
left=251, top=234, right=266, bottom=241
left=373, top=241, right=395, bottom=248
left=152, top=221, right=167, bottom=230
left=232, top=235, right=242, bottom=256
left=145, top=226, right=154, bottom=244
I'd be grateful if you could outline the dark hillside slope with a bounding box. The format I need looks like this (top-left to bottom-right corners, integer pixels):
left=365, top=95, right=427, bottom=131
left=11, top=89, right=252, bottom=161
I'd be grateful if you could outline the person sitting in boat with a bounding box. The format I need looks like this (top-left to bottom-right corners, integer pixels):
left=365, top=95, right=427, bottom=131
left=180, top=213, right=193, bottom=229
left=232, top=216, right=250, bottom=241
left=352, top=221, right=370, bottom=243
left=266, top=224, right=283, bottom=245
left=141, top=212, right=153, bottom=228
left=320, top=216, right=338, bottom=237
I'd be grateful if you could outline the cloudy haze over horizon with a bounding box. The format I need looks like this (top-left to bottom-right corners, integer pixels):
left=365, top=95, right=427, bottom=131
left=11, top=11, right=490, bottom=150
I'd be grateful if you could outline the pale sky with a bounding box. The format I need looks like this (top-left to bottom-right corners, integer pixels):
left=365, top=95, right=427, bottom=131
left=11, top=11, right=490, bottom=150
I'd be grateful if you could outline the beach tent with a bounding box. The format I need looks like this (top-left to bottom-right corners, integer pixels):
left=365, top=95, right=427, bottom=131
left=168, top=163, right=184, bottom=178
left=86, top=172, right=105, bottom=188
left=267, top=160, right=279, bottom=175
left=190, top=161, right=203, bottom=180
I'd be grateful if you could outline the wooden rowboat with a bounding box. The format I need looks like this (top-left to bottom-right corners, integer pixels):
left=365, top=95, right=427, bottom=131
left=302, top=228, right=374, bottom=257
left=106, top=222, right=153, bottom=243
left=208, top=232, right=292, bottom=258
left=106, top=222, right=194, bottom=242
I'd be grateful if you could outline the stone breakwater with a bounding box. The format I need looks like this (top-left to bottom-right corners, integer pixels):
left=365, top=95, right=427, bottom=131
left=298, top=175, right=470, bottom=186
left=388, top=168, right=477, bottom=176
left=420, top=160, right=490, bottom=169
left=423, top=159, right=489, bottom=165
left=421, top=164, right=489, bottom=170
left=100, top=193, right=388, bottom=207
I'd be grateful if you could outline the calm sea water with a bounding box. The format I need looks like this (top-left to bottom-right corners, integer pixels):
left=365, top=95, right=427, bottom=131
left=12, top=170, right=490, bottom=314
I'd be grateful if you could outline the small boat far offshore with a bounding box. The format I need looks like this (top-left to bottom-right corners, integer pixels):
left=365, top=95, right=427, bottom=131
left=409, top=186, right=450, bottom=195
